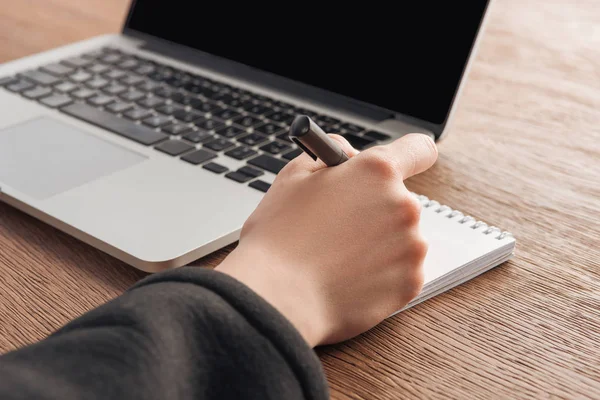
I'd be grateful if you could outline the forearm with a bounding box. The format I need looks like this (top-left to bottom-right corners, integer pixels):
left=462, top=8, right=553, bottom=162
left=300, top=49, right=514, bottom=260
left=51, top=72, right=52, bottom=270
left=0, top=267, right=328, bottom=400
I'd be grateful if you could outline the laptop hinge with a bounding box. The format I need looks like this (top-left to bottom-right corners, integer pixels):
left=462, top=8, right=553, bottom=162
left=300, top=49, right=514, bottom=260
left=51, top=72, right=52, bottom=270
left=135, top=34, right=396, bottom=123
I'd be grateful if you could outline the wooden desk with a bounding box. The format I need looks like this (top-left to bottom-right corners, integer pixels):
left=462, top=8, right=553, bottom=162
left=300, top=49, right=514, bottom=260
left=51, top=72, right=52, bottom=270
left=1, top=1, right=599, bottom=398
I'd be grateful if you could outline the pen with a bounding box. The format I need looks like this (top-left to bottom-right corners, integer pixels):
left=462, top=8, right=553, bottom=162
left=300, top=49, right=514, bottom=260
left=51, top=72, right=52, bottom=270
left=289, top=115, right=350, bottom=166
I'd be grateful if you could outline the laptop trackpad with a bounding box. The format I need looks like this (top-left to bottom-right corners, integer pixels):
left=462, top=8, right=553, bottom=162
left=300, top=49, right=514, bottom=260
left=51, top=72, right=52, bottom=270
left=0, top=117, right=146, bottom=200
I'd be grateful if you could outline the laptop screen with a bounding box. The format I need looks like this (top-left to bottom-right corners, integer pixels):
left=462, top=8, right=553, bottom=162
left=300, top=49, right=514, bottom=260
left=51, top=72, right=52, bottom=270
left=125, top=2, right=489, bottom=126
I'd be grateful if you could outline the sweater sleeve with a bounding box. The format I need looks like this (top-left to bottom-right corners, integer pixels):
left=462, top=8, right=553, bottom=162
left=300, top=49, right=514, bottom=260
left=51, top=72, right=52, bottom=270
left=0, top=267, right=329, bottom=400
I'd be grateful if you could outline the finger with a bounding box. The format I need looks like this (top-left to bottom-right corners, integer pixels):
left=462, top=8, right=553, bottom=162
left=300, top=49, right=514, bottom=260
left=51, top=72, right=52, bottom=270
left=356, top=133, right=438, bottom=180
left=285, top=133, right=359, bottom=175
left=386, top=133, right=438, bottom=179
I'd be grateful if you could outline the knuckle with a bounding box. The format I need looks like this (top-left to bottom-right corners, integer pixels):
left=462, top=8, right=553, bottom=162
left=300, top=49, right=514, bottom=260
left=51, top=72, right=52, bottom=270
left=411, top=236, right=429, bottom=262
left=360, top=148, right=397, bottom=179
left=397, top=195, right=422, bottom=226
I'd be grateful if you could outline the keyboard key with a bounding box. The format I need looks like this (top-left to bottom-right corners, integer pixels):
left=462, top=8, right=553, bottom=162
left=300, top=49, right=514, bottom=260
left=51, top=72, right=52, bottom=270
left=248, top=154, right=288, bottom=174
left=201, top=87, right=223, bottom=100
left=41, top=63, right=74, bottom=76
left=182, top=130, right=212, bottom=143
left=363, top=130, right=391, bottom=141
left=153, top=86, right=175, bottom=98
left=20, top=70, right=60, bottom=85
left=276, top=132, right=292, bottom=142
left=87, top=64, right=110, bottom=74
left=315, top=115, right=341, bottom=126
left=211, top=92, right=235, bottom=104
left=39, top=94, right=72, bottom=108
left=170, top=92, right=193, bottom=105
left=340, top=122, right=365, bottom=133
left=61, top=103, right=168, bottom=146
left=156, top=103, right=184, bottom=116
left=82, top=49, right=106, bottom=59
left=259, top=141, right=291, bottom=155
left=225, top=171, right=254, bottom=183
left=295, top=108, right=319, bottom=119
left=195, top=118, right=223, bottom=131
left=118, top=59, right=139, bottom=70
left=6, top=79, right=35, bottom=93
left=103, top=83, right=128, bottom=95
left=242, top=103, right=270, bottom=116
left=190, top=98, right=220, bottom=113
left=254, top=123, right=285, bottom=136
left=69, top=71, right=92, bottom=83
left=163, top=123, right=192, bottom=136
left=181, top=149, right=217, bottom=165
left=60, top=57, right=92, bottom=68
left=137, top=96, right=164, bottom=109
left=225, top=146, right=257, bottom=160
left=54, top=81, right=78, bottom=93
left=142, top=114, right=171, bottom=127
left=282, top=148, right=303, bottom=160
left=215, top=125, right=246, bottom=138
left=62, top=56, right=92, bottom=68
left=173, top=109, right=204, bottom=123
left=342, top=133, right=375, bottom=150
left=202, top=162, right=228, bottom=174
left=204, top=137, right=235, bottom=152
left=134, top=63, right=156, bottom=76
left=120, top=74, right=145, bottom=86
left=105, top=101, right=134, bottom=113
left=238, top=166, right=264, bottom=178
left=251, top=93, right=271, bottom=103
left=86, top=77, right=109, bottom=89
left=238, top=133, right=268, bottom=146
left=212, top=108, right=240, bottom=121
left=226, top=97, right=244, bottom=108
left=136, top=80, right=161, bottom=92
left=266, top=111, right=294, bottom=125
left=249, top=180, right=271, bottom=193
left=155, top=140, right=195, bottom=156
left=123, top=107, right=151, bottom=120
left=88, top=95, right=115, bottom=107
left=0, top=76, right=17, bottom=86
left=72, top=88, right=97, bottom=99
left=120, top=90, right=146, bottom=102
left=234, top=115, right=263, bottom=128
left=272, top=100, right=294, bottom=111
left=323, top=125, right=346, bottom=134
left=103, top=69, right=128, bottom=80
left=100, top=53, right=122, bottom=64
left=182, top=81, right=203, bottom=93
left=148, top=71, right=171, bottom=82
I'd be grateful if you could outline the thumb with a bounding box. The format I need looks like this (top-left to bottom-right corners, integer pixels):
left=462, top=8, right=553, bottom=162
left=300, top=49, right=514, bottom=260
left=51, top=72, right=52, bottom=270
left=286, top=134, right=360, bottom=175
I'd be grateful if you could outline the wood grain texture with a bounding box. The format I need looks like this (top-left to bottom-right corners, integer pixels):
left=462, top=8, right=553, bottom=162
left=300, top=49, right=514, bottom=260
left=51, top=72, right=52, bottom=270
left=0, top=0, right=599, bottom=399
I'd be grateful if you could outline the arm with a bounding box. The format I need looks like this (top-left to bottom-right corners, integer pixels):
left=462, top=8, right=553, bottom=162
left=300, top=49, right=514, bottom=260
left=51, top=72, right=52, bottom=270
left=0, top=133, right=438, bottom=399
left=0, top=267, right=328, bottom=400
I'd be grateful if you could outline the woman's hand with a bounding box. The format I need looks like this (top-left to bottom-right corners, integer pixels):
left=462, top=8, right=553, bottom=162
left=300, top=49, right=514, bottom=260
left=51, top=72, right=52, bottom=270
left=215, top=133, right=438, bottom=347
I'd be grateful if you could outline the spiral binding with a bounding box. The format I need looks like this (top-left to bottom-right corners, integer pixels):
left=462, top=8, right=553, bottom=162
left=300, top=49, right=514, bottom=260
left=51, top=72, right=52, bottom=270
left=410, top=192, right=513, bottom=241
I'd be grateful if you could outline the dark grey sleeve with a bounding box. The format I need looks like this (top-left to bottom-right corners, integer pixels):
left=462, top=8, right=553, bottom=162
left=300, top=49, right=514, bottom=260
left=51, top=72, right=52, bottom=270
left=0, top=267, right=329, bottom=400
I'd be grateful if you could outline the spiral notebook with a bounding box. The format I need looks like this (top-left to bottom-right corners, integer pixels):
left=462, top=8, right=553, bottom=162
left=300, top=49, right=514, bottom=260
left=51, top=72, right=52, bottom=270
left=391, top=192, right=517, bottom=315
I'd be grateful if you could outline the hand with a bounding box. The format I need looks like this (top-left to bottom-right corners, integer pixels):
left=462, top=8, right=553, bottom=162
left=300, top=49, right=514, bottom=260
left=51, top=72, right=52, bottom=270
left=215, top=133, right=438, bottom=347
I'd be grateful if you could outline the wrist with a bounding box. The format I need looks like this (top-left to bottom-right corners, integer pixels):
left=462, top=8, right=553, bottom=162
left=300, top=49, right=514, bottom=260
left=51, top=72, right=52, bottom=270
left=215, top=244, right=326, bottom=347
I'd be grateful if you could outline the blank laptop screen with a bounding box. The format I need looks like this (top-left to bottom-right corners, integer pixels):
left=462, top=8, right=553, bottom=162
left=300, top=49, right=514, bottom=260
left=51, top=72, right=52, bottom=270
left=126, top=2, right=489, bottom=126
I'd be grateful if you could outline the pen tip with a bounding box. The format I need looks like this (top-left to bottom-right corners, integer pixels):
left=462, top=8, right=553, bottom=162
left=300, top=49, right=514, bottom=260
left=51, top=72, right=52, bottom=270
left=290, top=115, right=311, bottom=137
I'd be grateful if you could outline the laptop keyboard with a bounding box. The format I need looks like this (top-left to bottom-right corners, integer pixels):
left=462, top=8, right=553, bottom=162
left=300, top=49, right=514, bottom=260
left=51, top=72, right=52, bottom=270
left=0, top=47, right=392, bottom=193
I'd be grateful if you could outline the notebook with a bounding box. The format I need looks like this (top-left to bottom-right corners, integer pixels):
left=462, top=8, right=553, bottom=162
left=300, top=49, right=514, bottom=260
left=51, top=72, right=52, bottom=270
left=391, top=192, right=517, bottom=315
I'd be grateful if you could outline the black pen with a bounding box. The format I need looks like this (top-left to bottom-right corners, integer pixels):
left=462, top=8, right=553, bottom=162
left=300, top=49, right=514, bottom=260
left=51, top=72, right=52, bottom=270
left=289, top=115, right=349, bottom=166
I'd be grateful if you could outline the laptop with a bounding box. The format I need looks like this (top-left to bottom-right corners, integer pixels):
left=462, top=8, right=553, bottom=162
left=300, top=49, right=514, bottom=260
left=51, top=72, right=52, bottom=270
left=0, top=1, right=492, bottom=272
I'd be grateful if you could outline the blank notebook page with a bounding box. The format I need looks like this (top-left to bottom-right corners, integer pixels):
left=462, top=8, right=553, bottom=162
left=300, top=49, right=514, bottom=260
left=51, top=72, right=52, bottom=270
left=392, top=193, right=516, bottom=314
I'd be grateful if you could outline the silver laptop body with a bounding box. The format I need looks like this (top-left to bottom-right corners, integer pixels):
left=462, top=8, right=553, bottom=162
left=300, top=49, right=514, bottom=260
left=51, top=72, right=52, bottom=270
left=0, top=2, right=492, bottom=272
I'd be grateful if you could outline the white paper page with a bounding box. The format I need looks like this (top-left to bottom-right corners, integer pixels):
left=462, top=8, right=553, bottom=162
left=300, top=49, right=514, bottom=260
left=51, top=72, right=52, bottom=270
left=418, top=204, right=515, bottom=285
